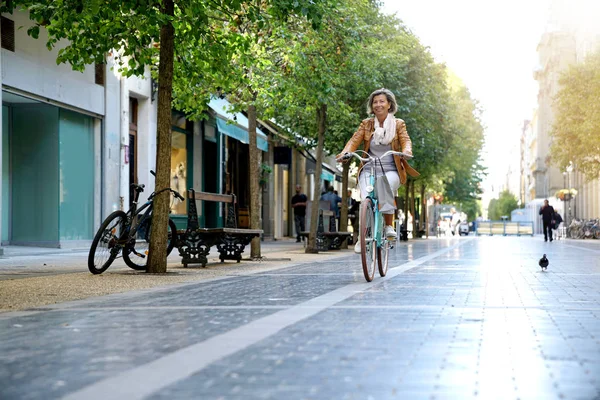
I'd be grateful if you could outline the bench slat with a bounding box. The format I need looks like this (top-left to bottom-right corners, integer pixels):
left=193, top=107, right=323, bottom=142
left=178, top=228, right=263, bottom=234
left=189, top=190, right=235, bottom=203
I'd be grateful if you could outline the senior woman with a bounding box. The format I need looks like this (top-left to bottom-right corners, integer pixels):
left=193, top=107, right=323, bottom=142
left=337, top=88, right=419, bottom=253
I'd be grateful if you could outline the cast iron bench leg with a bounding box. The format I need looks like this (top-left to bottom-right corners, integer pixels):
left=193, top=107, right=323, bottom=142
left=178, top=230, right=211, bottom=267
left=216, top=234, right=251, bottom=263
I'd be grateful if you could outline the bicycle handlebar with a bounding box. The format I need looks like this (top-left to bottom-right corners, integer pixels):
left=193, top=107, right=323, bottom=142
left=145, top=169, right=185, bottom=201
left=338, top=150, right=413, bottom=163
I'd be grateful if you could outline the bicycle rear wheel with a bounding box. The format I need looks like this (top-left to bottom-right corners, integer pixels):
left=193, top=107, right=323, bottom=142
left=360, top=198, right=377, bottom=282
left=88, top=211, right=127, bottom=274
left=123, top=217, right=177, bottom=270
left=378, top=239, right=389, bottom=277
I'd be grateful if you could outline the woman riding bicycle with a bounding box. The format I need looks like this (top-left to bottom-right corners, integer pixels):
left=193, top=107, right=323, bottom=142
left=337, top=88, right=419, bottom=253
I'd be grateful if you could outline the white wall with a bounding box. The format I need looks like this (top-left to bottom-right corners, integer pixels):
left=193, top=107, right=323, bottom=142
left=1, top=10, right=104, bottom=115
left=1, top=9, right=159, bottom=224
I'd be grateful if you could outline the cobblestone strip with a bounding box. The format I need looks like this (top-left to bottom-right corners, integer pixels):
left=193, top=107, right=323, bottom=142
left=62, top=241, right=468, bottom=400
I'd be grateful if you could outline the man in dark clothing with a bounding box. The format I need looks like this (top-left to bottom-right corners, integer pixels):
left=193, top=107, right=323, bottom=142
left=539, top=199, right=555, bottom=242
left=320, top=186, right=343, bottom=220
left=291, top=185, right=308, bottom=242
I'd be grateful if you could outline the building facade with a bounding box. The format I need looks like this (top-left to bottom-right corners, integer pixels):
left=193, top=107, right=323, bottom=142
left=526, top=1, right=600, bottom=226
left=1, top=8, right=355, bottom=252
left=1, top=9, right=114, bottom=249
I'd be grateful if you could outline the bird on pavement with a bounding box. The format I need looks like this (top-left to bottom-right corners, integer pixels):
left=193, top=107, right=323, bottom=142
left=539, top=254, right=549, bottom=271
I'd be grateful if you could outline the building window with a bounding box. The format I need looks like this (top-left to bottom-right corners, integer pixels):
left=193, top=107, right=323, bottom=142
left=1, top=17, right=15, bottom=52
left=170, top=130, right=188, bottom=215
left=95, top=62, right=105, bottom=86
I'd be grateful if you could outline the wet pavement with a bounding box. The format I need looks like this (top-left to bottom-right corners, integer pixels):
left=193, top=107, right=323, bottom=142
left=1, top=236, right=599, bottom=400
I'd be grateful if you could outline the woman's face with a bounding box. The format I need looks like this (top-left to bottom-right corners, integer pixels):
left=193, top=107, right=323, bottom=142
left=372, top=94, right=391, bottom=119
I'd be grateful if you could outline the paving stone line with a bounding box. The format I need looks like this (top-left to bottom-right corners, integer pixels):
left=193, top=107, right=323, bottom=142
left=60, top=241, right=468, bottom=400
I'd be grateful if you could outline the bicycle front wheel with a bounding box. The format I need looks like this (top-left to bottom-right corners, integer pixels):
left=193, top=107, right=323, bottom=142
left=123, top=217, right=178, bottom=270
left=378, top=239, right=389, bottom=277
left=360, top=198, right=377, bottom=282
left=88, top=211, right=128, bottom=274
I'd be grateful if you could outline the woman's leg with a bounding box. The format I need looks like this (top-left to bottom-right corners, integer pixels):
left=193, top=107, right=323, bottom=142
left=383, top=171, right=400, bottom=228
left=384, top=214, right=394, bottom=226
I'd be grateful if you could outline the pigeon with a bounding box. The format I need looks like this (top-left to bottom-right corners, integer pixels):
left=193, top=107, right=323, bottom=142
left=539, top=254, right=549, bottom=271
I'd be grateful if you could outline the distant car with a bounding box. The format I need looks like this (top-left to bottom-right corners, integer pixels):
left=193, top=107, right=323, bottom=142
left=458, top=221, right=469, bottom=236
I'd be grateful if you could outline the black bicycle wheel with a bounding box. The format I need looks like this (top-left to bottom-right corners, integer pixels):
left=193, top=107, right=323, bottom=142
left=377, top=239, right=389, bottom=277
left=360, top=198, right=377, bottom=282
left=123, top=217, right=177, bottom=270
left=88, top=211, right=128, bottom=274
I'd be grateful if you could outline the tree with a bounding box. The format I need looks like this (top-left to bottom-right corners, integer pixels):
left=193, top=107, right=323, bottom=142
left=487, top=190, right=518, bottom=221
left=11, top=0, right=316, bottom=272
left=264, top=0, right=376, bottom=253
left=218, top=1, right=326, bottom=259
left=550, top=49, right=600, bottom=180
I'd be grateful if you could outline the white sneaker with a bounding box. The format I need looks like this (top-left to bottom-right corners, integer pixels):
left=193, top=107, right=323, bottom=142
left=385, top=225, right=397, bottom=239
left=354, top=241, right=361, bottom=253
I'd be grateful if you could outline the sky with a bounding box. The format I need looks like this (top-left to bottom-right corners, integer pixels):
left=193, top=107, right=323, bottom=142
left=381, top=0, right=553, bottom=201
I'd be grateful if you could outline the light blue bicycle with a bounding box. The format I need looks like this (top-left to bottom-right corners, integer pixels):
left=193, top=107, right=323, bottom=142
left=341, top=150, right=412, bottom=282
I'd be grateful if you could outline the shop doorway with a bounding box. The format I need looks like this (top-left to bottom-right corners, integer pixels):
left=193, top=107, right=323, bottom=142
left=226, top=139, right=250, bottom=228
left=128, top=97, right=138, bottom=208
left=2, top=91, right=95, bottom=246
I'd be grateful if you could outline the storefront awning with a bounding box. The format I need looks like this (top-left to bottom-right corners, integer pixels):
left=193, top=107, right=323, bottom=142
left=306, top=158, right=338, bottom=182
left=208, top=97, right=268, bottom=152
left=321, top=168, right=335, bottom=182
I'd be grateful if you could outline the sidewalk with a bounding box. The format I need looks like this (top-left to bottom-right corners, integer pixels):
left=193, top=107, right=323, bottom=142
left=0, top=238, right=352, bottom=313
left=1, top=236, right=599, bottom=400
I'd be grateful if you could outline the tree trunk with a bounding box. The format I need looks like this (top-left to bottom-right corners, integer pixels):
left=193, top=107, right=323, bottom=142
left=420, top=183, right=429, bottom=237
left=420, top=183, right=428, bottom=238
left=403, top=180, right=410, bottom=232
left=247, top=102, right=261, bottom=259
left=306, top=104, right=326, bottom=254
left=410, top=180, right=417, bottom=236
left=338, top=161, right=349, bottom=249
left=147, top=0, right=174, bottom=274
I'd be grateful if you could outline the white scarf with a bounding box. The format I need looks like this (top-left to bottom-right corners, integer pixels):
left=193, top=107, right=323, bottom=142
left=373, top=114, right=396, bottom=146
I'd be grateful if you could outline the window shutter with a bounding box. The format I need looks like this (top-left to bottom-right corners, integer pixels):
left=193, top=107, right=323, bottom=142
left=95, top=62, right=105, bottom=86
left=1, top=16, right=15, bottom=52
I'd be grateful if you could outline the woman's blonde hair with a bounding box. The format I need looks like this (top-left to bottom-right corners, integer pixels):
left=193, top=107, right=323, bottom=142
left=366, top=88, right=398, bottom=115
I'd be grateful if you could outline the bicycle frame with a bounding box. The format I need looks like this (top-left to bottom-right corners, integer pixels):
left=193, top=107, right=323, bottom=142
left=124, top=200, right=153, bottom=242
left=365, top=161, right=384, bottom=250
left=344, top=149, right=411, bottom=250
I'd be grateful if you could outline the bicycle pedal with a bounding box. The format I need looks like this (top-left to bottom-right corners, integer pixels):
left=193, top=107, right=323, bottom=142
left=132, top=250, right=147, bottom=259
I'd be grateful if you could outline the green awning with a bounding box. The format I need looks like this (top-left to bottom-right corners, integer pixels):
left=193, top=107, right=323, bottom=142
left=320, top=169, right=335, bottom=182
left=209, top=97, right=268, bottom=152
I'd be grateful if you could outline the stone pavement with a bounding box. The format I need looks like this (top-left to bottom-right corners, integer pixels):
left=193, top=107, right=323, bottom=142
left=0, top=238, right=341, bottom=312
left=1, top=236, right=600, bottom=399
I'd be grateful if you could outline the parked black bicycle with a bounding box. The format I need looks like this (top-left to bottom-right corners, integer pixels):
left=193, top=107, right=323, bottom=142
left=88, top=171, right=184, bottom=274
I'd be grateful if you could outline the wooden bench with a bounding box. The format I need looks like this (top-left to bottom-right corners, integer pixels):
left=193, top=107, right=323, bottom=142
left=177, top=189, right=262, bottom=267
left=300, top=206, right=351, bottom=251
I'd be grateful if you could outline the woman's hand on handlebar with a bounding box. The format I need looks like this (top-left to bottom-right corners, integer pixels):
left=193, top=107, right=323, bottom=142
left=336, top=152, right=352, bottom=163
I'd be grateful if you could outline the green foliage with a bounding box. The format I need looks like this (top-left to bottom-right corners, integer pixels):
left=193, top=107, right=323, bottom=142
left=550, top=50, right=600, bottom=180
left=13, top=0, right=487, bottom=229
left=487, top=190, right=519, bottom=221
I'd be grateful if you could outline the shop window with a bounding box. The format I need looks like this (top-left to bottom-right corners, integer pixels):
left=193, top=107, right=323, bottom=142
left=170, top=130, right=187, bottom=215
left=171, top=113, right=187, bottom=130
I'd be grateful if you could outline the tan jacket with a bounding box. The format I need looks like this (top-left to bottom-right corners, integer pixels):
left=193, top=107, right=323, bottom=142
left=341, top=117, right=420, bottom=185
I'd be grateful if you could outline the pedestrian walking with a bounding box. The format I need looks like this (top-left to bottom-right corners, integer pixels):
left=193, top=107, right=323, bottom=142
left=539, top=199, right=555, bottom=242
left=320, top=186, right=342, bottom=229
left=291, top=185, right=308, bottom=242
left=337, top=88, right=419, bottom=253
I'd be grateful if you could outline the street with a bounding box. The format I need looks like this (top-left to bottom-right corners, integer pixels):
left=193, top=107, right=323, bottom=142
left=1, top=236, right=600, bottom=400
